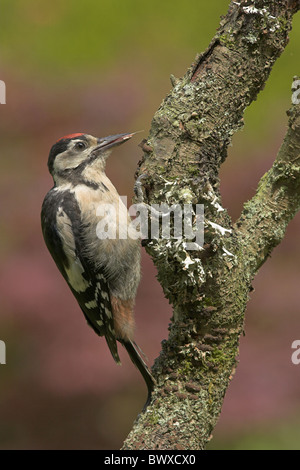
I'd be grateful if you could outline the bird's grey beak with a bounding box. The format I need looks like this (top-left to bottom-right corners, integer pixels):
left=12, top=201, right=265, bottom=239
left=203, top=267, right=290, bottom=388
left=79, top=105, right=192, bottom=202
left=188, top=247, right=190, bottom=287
left=94, top=132, right=134, bottom=154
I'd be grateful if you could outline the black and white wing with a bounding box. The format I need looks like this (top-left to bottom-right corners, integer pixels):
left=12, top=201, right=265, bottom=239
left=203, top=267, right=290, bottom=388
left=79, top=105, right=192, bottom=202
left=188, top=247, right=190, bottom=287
left=41, top=188, right=120, bottom=363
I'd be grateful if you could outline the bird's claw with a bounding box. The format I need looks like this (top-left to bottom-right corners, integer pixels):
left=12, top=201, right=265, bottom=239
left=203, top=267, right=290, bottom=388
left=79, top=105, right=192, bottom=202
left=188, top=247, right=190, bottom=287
left=134, top=173, right=149, bottom=203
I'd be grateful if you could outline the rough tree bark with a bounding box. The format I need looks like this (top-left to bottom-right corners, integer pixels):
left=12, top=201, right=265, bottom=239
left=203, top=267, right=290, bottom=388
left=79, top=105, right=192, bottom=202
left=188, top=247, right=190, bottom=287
left=122, top=0, right=300, bottom=450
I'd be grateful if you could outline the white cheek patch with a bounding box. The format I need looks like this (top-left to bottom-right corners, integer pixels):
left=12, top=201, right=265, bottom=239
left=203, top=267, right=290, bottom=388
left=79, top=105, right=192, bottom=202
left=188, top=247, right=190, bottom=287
left=56, top=207, right=90, bottom=293
left=54, top=150, right=88, bottom=172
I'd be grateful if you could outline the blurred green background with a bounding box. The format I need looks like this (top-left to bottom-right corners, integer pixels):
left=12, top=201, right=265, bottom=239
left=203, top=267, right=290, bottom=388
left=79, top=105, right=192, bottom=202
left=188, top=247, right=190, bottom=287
left=0, top=0, right=300, bottom=450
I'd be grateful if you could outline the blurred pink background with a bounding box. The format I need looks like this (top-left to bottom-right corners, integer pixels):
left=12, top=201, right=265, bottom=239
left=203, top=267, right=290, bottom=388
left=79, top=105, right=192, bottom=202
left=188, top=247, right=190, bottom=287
left=0, top=0, right=300, bottom=449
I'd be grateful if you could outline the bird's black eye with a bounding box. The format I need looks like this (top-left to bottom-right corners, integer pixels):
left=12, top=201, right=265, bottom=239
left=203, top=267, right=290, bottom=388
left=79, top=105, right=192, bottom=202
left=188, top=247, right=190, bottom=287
left=75, top=141, right=87, bottom=150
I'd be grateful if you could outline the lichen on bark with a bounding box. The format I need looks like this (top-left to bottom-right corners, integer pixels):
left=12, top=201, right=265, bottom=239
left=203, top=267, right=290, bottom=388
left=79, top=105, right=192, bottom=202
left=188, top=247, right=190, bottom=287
left=122, top=0, right=300, bottom=450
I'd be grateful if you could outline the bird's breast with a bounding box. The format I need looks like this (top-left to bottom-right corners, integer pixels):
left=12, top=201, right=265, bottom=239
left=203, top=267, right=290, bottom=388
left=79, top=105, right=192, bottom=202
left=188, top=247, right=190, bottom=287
left=72, top=182, right=140, bottom=284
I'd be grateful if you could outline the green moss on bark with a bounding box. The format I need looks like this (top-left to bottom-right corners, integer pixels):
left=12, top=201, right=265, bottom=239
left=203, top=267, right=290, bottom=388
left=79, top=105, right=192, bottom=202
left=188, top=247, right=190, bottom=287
left=122, top=0, right=300, bottom=451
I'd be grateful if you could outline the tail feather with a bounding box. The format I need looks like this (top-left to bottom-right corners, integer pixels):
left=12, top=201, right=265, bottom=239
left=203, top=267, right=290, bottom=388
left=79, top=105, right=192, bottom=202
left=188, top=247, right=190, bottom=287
left=121, top=339, right=155, bottom=410
left=105, top=334, right=121, bottom=365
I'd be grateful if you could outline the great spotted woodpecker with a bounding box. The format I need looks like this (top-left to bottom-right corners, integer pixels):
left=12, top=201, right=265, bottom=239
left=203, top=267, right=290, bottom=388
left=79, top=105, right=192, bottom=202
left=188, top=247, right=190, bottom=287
left=41, top=132, right=154, bottom=409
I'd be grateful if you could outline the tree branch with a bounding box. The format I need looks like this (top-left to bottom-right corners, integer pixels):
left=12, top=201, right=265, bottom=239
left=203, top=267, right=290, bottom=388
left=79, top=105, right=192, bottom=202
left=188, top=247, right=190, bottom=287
left=122, top=0, right=300, bottom=450
left=235, top=99, right=300, bottom=275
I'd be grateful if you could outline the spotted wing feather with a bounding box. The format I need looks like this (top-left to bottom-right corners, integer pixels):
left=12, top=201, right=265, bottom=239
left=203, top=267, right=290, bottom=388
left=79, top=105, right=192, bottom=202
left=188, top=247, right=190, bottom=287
left=41, top=188, right=120, bottom=363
